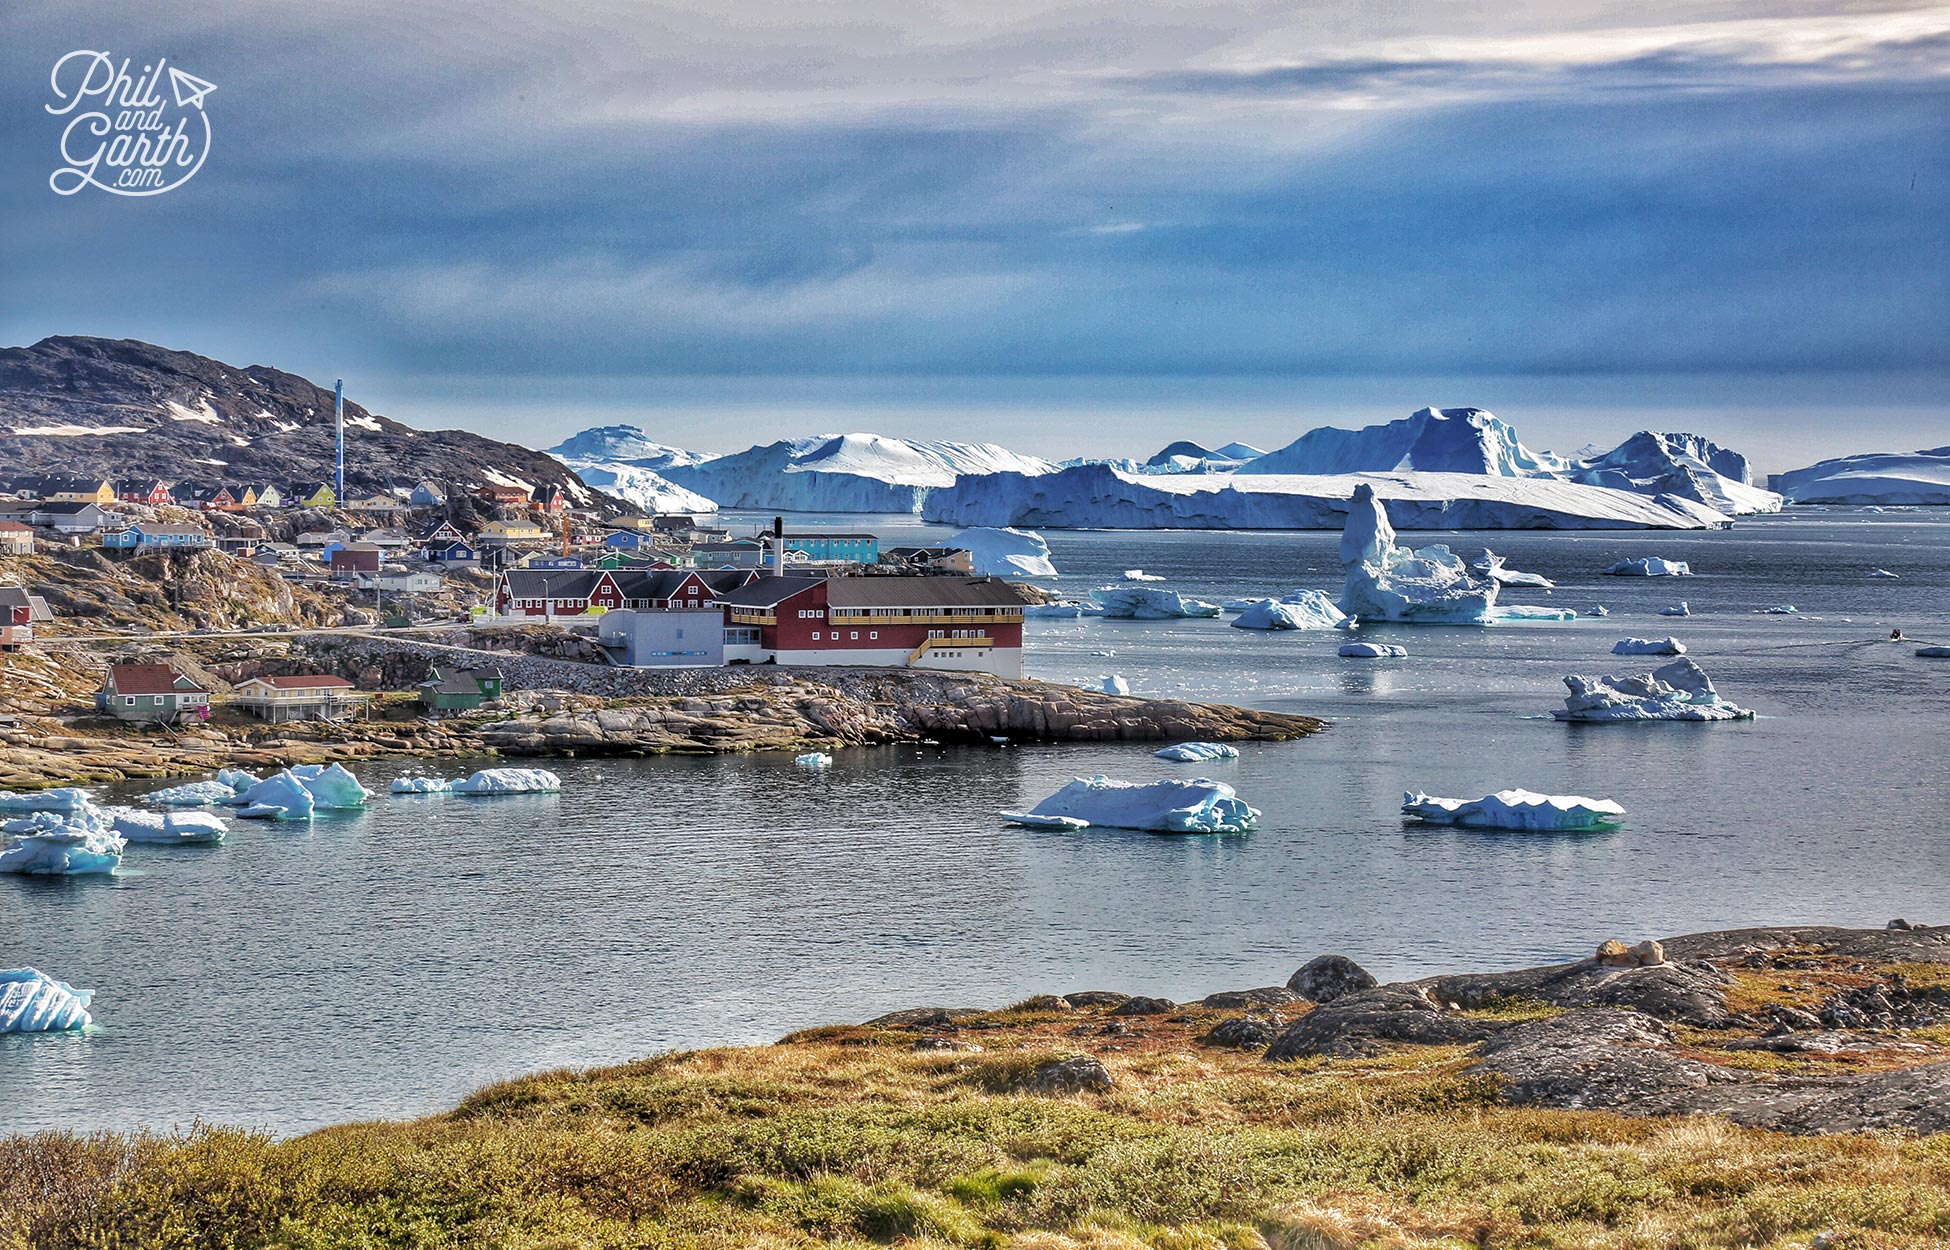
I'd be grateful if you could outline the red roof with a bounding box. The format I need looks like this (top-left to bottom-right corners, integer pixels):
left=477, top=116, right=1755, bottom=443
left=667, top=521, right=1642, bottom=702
left=0, top=521, right=32, bottom=532
left=109, top=663, right=206, bottom=696
left=245, top=674, right=355, bottom=690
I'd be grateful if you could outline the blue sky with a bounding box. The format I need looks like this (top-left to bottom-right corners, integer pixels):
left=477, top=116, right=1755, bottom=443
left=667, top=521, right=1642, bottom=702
left=3, top=1, right=1945, bottom=472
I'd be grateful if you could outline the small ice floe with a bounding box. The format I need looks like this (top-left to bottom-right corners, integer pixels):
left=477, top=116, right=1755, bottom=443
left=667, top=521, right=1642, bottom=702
left=1089, top=649, right=1115, bottom=657
left=1917, top=646, right=1950, bottom=658
left=1339, top=642, right=1407, bottom=658
left=1871, top=569, right=1900, bottom=578
left=1002, top=776, right=1259, bottom=834
left=0, top=809, right=124, bottom=875
left=1588, top=606, right=1611, bottom=617
left=389, top=776, right=452, bottom=794
left=143, top=780, right=238, bottom=807
left=1, top=969, right=94, bottom=1032
left=1155, top=742, right=1240, bottom=763
left=794, top=752, right=833, bottom=770
left=1660, top=602, right=1692, bottom=617
left=1489, top=605, right=1577, bottom=622
left=1402, top=788, right=1625, bottom=831
left=1088, top=587, right=1221, bottom=619
left=990, top=736, right=1009, bottom=745
left=1230, top=591, right=1346, bottom=631
left=1601, top=557, right=1692, bottom=577
left=1611, top=637, right=1686, bottom=656
left=450, top=768, right=562, bottom=794
left=104, top=808, right=227, bottom=845
left=1551, top=658, right=1755, bottom=722
left=1098, top=674, right=1131, bottom=696
left=1762, top=604, right=1799, bottom=614
left=1122, top=569, right=1166, bottom=582
left=0, top=789, right=93, bottom=815
left=1475, top=550, right=1555, bottom=589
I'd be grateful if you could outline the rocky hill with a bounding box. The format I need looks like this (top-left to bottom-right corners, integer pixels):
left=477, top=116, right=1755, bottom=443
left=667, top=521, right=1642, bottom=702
left=0, top=336, right=610, bottom=507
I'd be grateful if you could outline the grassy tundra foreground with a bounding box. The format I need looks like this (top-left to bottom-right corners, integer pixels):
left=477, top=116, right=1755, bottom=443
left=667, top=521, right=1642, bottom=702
left=5, top=927, right=1947, bottom=1249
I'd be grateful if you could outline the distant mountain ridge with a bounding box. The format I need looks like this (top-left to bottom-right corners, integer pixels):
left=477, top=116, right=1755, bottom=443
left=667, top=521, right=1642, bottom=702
left=0, top=337, right=609, bottom=507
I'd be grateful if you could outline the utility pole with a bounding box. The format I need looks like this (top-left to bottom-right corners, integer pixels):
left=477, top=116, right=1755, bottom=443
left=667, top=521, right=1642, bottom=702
left=334, top=379, right=346, bottom=505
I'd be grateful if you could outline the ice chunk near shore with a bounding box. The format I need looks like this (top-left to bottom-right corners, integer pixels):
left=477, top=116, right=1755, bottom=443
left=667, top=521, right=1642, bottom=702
left=0, top=822, right=124, bottom=875
left=1155, top=742, right=1239, bottom=762
left=1, top=969, right=94, bottom=1032
left=1337, top=484, right=1497, bottom=624
left=1552, top=658, right=1755, bottom=722
left=0, top=789, right=93, bottom=814
left=795, top=752, right=833, bottom=770
left=1089, top=587, right=1221, bottom=619
left=105, top=809, right=227, bottom=844
left=1002, top=776, right=1260, bottom=834
left=947, top=527, right=1057, bottom=577
left=287, top=763, right=372, bottom=808
left=450, top=768, right=562, bottom=795
left=1660, top=602, right=1692, bottom=617
left=1123, top=569, right=1166, bottom=582
left=1099, top=674, right=1131, bottom=696
left=1475, top=551, right=1555, bottom=588
left=1231, top=593, right=1346, bottom=631
left=389, top=776, right=452, bottom=794
left=232, top=771, right=316, bottom=820
left=144, top=780, right=238, bottom=807
left=1602, top=557, right=1691, bottom=576
left=1339, top=642, right=1407, bottom=658
left=1403, top=789, right=1626, bottom=831
left=215, top=768, right=261, bottom=792
left=1612, top=637, right=1686, bottom=656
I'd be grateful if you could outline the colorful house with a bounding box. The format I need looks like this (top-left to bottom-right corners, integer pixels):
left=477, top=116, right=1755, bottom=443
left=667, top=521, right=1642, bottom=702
left=409, top=481, right=448, bottom=507
left=0, top=585, right=51, bottom=650
left=230, top=674, right=365, bottom=723
left=477, top=483, right=531, bottom=506
left=416, top=664, right=504, bottom=713
left=477, top=518, right=548, bottom=545
left=784, top=532, right=880, bottom=564
left=97, top=662, right=211, bottom=723
left=715, top=575, right=1026, bottom=676
left=249, top=484, right=284, bottom=509
left=45, top=478, right=117, bottom=506
left=531, top=484, right=569, bottom=513
left=292, top=482, right=337, bottom=508
left=0, top=521, right=35, bottom=555
left=117, top=480, right=174, bottom=506
left=102, top=523, right=215, bottom=551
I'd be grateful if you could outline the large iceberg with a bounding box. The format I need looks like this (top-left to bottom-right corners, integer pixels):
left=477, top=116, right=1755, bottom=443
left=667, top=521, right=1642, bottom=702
left=1089, top=587, right=1222, bottom=619
left=1402, top=789, right=1626, bottom=831
left=1602, top=557, right=1692, bottom=577
left=1002, top=776, right=1260, bottom=834
left=947, top=527, right=1057, bottom=577
left=105, top=809, right=227, bottom=844
left=1337, top=484, right=1497, bottom=624
left=1552, top=658, right=1756, bottom=722
left=1155, top=742, right=1240, bottom=762
left=450, top=768, right=562, bottom=795
left=659, top=433, right=1056, bottom=513
left=1612, top=637, right=1686, bottom=655
left=1, top=969, right=94, bottom=1032
left=1773, top=446, right=1950, bottom=505
left=1232, top=591, right=1347, bottom=631
left=1566, top=431, right=1781, bottom=515
left=562, top=461, right=718, bottom=515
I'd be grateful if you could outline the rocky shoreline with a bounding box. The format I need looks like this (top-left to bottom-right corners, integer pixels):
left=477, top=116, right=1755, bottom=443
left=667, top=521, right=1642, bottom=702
left=840, top=923, right=1950, bottom=1136
left=0, top=664, right=1320, bottom=789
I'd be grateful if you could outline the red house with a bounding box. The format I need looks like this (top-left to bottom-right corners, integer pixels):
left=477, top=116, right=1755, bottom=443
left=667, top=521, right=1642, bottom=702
left=494, top=568, right=757, bottom=618
left=715, top=576, right=1025, bottom=676
left=118, top=480, right=173, bottom=506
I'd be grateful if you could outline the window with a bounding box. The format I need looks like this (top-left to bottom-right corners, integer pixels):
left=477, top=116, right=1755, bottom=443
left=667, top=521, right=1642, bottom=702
left=124, top=696, right=135, bottom=706
left=811, top=631, right=821, bottom=640
left=849, top=631, right=858, bottom=640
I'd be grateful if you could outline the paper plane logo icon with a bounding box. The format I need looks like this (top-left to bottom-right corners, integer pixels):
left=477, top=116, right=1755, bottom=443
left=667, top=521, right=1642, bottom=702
left=168, top=67, right=216, bottom=110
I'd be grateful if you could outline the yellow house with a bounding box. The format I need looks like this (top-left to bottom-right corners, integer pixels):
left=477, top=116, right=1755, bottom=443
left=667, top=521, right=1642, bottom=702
left=235, top=485, right=259, bottom=508
left=293, top=482, right=337, bottom=508
left=478, top=519, right=548, bottom=544
left=49, top=479, right=117, bottom=505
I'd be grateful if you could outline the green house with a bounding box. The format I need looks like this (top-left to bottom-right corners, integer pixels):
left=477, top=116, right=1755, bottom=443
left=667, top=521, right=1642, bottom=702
left=416, top=664, right=504, bottom=713
left=97, top=662, right=211, bottom=723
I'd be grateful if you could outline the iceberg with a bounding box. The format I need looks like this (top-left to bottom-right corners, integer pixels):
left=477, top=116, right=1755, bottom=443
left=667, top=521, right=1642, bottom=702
left=1088, top=587, right=1221, bottom=619
left=795, top=752, right=833, bottom=770
left=946, top=527, right=1057, bottom=577
left=232, top=771, right=316, bottom=820
left=1002, top=776, right=1260, bottom=834
left=215, top=768, right=261, bottom=792
left=1402, top=789, right=1625, bottom=831
left=0, top=969, right=94, bottom=1032
left=1660, top=602, right=1692, bottom=617
left=144, top=780, right=239, bottom=807
left=1337, top=484, right=1497, bottom=624
left=547, top=424, right=715, bottom=469
left=389, top=776, right=452, bottom=794
left=105, top=808, right=227, bottom=844
left=1566, top=431, right=1782, bottom=515
left=1774, top=446, right=1950, bottom=505
left=1231, top=592, right=1347, bottom=631
left=1490, top=605, right=1577, bottom=622
left=0, top=788, right=93, bottom=814
left=1155, top=742, right=1240, bottom=762
left=1602, top=557, right=1691, bottom=577
left=1587, top=606, right=1610, bottom=617
left=1339, top=642, right=1407, bottom=658
left=1123, top=569, right=1166, bottom=582
left=1762, top=605, right=1798, bottom=615
left=1098, top=674, right=1131, bottom=696
left=563, top=460, right=719, bottom=515
left=1023, top=600, right=1091, bottom=618
left=450, top=768, right=562, bottom=795
left=659, top=433, right=1056, bottom=513
left=1612, top=637, right=1686, bottom=656
left=0, top=817, right=123, bottom=875
left=1551, top=658, right=1756, bottom=723
left=1475, top=551, right=1554, bottom=589
left=1871, top=569, right=1899, bottom=579
left=286, top=763, right=373, bottom=808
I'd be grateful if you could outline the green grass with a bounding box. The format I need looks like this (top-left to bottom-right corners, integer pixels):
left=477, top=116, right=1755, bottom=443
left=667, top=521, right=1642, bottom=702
left=4, top=1033, right=1948, bottom=1249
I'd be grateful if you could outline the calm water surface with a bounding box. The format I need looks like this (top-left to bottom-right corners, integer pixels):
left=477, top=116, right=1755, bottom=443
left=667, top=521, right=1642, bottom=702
left=4, top=508, right=1948, bottom=1133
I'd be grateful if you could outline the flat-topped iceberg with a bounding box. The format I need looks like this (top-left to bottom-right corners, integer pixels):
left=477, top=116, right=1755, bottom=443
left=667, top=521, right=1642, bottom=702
left=1002, top=776, right=1260, bottom=834
left=1339, top=642, right=1407, bottom=658
left=105, top=809, right=227, bottom=844
left=1023, top=600, right=1091, bottom=618
left=1123, top=569, right=1166, bottom=582
left=450, top=768, right=562, bottom=795
left=389, top=776, right=452, bottom=794
left=1155, top=742, right=1240, bottom=762
left=1231, top=591, right=1347, bottom=631
left=1774, top=445, right=1950, bottom=505
left=658, top=432, right=1056, bottom=512
left=946, top=527, right=1057, bottom=577
left=1602, top=557, right=1691, bottom=577
left=1402, top=789, right=1626, bottom=831
left=1552, top=658, right=1755, bottom=723
left=0, top=789, right=93, bottom=814
left=1, top=969, right=94, bottom=1032
left=144, top=780, right=240, bottom=807
left=1338, top=484, right=1497, bottom=624
left=1612, top=637, right=1686, bottom=656
left=1089, top=587, right=1221, bottom=619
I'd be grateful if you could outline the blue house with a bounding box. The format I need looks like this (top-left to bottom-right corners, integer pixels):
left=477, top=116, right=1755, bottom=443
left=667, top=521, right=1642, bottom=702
left=102, top=523, right=215, bottom=551
left=784, top=532, right=879, bottom=564
left=602, top=530, right=645, bottom=550
left=527, top=555, right=583, bottom=570
left=427, top=539, right=476, bottom=564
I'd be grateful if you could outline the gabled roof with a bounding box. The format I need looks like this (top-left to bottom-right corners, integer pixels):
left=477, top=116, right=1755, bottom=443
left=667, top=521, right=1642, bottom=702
left=107, top=662, right=207, bottom=696
left=714, top=576, right=827, bottom=609
left=238, top=674, right=356, bottom=691
left=0, top=521, right=33, bottom=533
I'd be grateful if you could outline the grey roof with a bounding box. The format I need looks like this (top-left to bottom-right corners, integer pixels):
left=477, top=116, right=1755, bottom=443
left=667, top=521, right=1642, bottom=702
left=825, top=576, right=1026, bottom=609
left=714, top=576, right=827, bottom=609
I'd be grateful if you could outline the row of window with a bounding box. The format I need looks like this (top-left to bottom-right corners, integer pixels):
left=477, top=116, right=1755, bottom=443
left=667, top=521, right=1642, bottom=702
left=808, top=630, right=881, bottom=642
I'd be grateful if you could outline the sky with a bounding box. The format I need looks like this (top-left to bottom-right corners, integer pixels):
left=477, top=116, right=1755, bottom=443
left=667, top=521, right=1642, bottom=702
left=2, top=1, right=1946, bottom=474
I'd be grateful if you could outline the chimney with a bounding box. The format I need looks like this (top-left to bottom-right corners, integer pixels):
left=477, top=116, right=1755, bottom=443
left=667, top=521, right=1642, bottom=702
left=772, top=515, right=785, bottom=577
